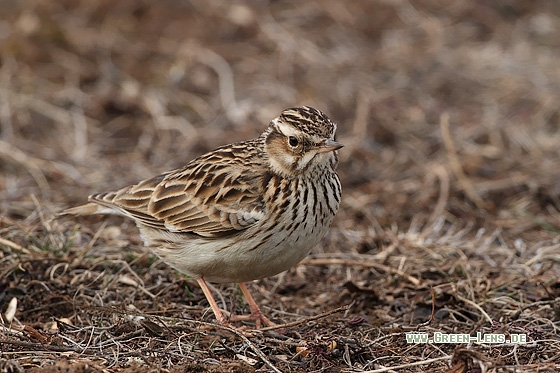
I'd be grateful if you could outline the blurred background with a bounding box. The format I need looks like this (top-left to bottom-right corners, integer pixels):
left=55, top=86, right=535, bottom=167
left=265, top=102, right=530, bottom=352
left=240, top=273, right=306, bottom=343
left=1, top=0, right=560, bottom=231
left=1, top=0, right=560, bottom=370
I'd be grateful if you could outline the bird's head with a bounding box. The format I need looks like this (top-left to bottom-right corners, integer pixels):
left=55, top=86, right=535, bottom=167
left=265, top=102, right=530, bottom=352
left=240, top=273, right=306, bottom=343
left=264, top=106, right=343, bottom=177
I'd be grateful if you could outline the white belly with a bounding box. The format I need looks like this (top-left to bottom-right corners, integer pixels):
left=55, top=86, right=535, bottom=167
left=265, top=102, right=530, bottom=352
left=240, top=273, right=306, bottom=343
left=147, top=212, right=333, bottom=283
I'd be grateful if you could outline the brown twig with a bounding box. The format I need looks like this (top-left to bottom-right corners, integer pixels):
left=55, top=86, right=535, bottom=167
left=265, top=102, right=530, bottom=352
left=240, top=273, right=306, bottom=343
left=0, top=237, right=31, bottom=254
left=511, top=299, right=560, bottom=320
left=258, top=304, right=350, bottom=332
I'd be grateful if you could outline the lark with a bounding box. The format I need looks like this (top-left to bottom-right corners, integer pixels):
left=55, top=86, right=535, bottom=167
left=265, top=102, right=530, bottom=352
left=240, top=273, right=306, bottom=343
left=64, top=106, right=343, bottom=328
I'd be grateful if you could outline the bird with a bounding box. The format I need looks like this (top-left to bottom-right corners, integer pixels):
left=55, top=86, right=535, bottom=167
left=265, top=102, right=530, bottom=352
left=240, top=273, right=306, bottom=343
left=63, top=106, right=343, bottom=328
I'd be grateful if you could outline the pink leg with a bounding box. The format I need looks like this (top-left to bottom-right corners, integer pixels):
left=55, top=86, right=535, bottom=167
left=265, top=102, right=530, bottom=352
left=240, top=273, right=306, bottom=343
left=196, top=278, right=230, bottom=326
left=237, top=282, right=276, bottom=328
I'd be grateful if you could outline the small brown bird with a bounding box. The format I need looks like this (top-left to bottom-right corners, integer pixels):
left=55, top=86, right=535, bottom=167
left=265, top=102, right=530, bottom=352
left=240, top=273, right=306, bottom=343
left=64, top=106, right=342, bottom=328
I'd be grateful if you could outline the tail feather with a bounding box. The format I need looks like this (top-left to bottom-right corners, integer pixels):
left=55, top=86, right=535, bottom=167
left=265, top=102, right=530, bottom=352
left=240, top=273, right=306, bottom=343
left=59, top=202, right=119, bottom=217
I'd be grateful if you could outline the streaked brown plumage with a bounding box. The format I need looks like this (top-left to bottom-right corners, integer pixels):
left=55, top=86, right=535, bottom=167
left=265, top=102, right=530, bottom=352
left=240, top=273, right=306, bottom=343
left=63, top=106, right=343, bottom=328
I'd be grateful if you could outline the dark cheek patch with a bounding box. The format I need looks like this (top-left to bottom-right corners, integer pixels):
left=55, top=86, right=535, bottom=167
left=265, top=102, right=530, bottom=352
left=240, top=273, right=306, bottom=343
left=266, top=133, right=287, bottom=159
left=265, top=131, right=283, bottom=146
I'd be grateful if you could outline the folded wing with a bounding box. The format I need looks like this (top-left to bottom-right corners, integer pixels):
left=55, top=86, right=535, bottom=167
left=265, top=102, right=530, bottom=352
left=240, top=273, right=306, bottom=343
left=89, top=152, right=266, bottom=238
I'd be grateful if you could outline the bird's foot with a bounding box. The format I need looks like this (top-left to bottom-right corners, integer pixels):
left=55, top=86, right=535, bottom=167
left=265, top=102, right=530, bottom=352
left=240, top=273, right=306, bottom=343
left=228, top=310, right=276, bottom=329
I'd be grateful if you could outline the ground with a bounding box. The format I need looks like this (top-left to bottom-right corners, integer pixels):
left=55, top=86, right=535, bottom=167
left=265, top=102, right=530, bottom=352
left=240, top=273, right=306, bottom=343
left=1, top=1, right=560, bottom=372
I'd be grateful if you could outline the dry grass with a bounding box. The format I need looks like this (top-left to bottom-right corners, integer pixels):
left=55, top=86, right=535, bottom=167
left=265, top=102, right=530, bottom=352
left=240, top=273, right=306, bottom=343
left=1, top=0, right=560, bottom=372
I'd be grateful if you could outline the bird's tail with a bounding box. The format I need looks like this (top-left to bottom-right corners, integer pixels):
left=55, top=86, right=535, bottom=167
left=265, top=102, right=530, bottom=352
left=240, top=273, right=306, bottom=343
left=59, top=203, right=107, bottom=217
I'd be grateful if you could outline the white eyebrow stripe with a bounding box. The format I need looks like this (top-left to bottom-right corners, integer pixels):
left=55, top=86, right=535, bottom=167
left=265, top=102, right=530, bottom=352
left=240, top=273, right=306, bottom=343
left=274, top=120, right=300, bottom=137
left=274, top=119, right=326, bottom=143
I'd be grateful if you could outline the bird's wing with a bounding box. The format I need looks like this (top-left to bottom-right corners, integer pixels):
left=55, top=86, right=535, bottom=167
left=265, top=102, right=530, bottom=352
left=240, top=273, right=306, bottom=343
left=89, top=144, right=268, bottom=238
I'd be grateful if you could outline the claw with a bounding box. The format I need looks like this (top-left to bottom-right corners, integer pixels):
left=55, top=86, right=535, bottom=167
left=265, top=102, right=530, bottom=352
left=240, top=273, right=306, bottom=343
left=196, top=278, right=277, bottom=329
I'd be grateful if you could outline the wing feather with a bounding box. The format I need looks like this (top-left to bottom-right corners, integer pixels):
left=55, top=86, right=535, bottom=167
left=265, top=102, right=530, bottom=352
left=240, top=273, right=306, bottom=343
left=88, top=140, right=267, bottom=238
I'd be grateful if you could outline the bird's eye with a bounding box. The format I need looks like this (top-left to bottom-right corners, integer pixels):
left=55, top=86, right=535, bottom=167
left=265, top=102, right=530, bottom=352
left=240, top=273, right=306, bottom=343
left=288, top=136, right=299, bottom=147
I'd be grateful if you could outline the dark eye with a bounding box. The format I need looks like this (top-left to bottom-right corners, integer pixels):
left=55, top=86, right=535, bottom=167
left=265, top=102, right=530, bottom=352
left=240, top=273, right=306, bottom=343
left=288, top=136, right=299, bottom=147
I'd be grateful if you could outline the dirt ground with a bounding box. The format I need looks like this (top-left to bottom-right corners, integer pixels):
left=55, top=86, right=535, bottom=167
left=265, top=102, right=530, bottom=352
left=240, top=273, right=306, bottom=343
left=1, top=1, right=560, bottom=372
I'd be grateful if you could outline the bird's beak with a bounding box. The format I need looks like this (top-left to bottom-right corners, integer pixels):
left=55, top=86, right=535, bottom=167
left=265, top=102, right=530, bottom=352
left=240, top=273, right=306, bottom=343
left=317, top=139, right=344, bottom=153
